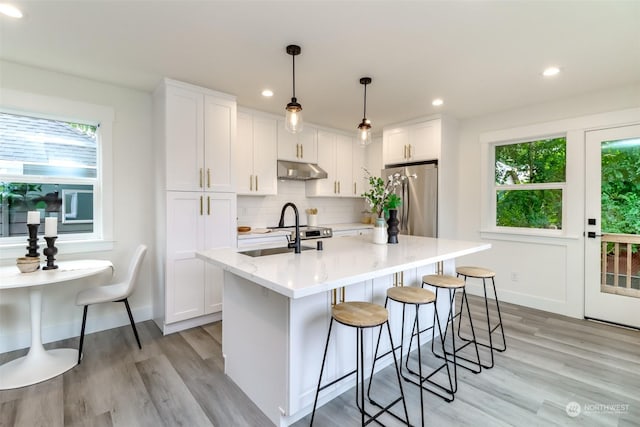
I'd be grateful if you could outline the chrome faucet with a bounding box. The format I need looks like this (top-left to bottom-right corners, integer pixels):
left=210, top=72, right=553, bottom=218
left=278, top=202, right=301, bottom=254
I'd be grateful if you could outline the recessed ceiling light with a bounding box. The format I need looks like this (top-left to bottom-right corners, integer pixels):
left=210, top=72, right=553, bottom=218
left=0, top=3, right=23, bottom=18
left=542, top=67, right=560, bottom=77
left=432, top=98, right=444, bottom=107
left=261, top=89, right=274, bottom=97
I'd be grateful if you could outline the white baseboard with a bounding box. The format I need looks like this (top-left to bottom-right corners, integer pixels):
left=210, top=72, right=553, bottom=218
left=158, top=311, right=222, bottom=335
left=464, top=282, right=581, bottom=319
left=0, top=305, right=153, bottom=354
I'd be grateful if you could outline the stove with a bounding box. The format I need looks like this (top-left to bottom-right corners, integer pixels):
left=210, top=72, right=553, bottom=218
left=269, top=225, right=333, bottom=240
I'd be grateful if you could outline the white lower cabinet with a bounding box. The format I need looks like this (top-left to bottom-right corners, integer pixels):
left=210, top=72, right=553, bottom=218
left=165, top=191, right=236, bottom=324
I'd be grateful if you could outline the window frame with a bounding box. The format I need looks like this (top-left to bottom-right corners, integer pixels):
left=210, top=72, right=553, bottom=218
left=492, top=136, right=567, bottom=232
left=0, top=88, right=114, bottom=258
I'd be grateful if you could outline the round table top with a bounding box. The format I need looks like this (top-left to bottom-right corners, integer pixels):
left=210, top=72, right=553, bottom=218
left=0, top=260, right=113, bottom=290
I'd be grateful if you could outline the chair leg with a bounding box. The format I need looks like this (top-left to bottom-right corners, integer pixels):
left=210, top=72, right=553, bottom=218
left=78, top=305, right=88, bottom=364
left=122, top=298, right=142, bottom=349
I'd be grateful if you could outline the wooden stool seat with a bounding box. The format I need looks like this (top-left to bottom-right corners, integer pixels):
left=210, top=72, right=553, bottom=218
left=387, top=286, right=436, bottom=305
left=456, top=266, right=495, bottom=278
left=332, top=301, right=388, bottom=328
left=422, top=274, right=465, bottom=288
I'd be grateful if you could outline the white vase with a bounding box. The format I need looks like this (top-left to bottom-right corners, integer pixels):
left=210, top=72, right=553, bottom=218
left=373, top=218, right=387, bottom=244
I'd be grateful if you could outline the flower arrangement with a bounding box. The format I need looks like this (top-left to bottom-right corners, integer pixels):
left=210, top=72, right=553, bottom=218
left=361, top=169, right=416, bottom=218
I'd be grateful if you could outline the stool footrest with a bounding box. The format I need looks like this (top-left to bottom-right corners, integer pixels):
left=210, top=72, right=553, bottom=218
left=401, top=371, right=454, bottom=403
left=433, top=349, right=481, bottom=374
left=366, top=397, right=409, bottom=426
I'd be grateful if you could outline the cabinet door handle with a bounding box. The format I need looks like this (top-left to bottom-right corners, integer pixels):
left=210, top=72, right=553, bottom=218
left=403, top=145, right=407, bottom=159
left=250, top=175, right=253, bottom=191
left=207, top=196, right=211, bottom=215
left=296, top=144, right=300, bottom=158
left=300, top=144, right=303, bottom=158
left=199, top=168, right=203, bottom=188
left=256, top=175, right=259, bottom=192
left=338, top=181, right=340, bottom=194
left=408, top=144, right=412, bottom=158
left=354, top=182, right=357, bottom=195
left=200, top=196, right=203, bottom=216
left=207, top=168, right=211, bottom=188
left=334, top=181, right=337, bottom=194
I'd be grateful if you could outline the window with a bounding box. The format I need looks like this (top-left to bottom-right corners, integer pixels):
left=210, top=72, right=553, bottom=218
left=0, top=112, right=98, bottom=240
left=493, top=136, right=566, bottom=230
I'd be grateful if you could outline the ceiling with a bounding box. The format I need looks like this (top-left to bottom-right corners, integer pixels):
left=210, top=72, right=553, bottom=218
left=1, top=1, right=639, bottom=133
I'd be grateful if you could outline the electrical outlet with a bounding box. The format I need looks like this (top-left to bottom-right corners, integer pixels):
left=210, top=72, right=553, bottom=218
left=511, top=272, right=519, bottom=282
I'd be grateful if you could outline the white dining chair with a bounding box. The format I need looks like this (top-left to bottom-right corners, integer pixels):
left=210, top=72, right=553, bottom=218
left=76, top=244, right=147, bottom=364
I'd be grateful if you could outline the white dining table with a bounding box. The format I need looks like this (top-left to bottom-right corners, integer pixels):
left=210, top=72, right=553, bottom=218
left=0, top=259, right=113, bottom=390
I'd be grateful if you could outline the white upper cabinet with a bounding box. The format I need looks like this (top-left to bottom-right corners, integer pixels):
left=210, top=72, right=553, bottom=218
left=352, top=140, right=367, bottom=197
left=277, top=120, right=318, bottom=163
left=161, top=80, right=236, bottom=192
left=383, top=118, right=441, bottom=166
left=306, top=131, right=354, bottom=197
left=236, top=110, right=278, bottom=195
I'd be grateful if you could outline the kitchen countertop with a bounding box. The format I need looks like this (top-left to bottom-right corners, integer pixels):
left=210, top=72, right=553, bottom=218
left=197, top=234, right=490, bottom=299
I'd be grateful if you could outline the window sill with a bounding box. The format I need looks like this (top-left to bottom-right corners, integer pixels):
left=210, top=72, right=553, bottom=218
left=480, top=228, right=582, bottom=245
left=0, top=239, right=114, bottom=262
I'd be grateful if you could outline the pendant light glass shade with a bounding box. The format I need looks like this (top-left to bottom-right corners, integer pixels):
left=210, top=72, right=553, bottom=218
left=357, top=77, right=372, bottom=146
left=285, top=98, right=303, bottom=133
left=357, top=119, right=372, bottom=146
left=285, top=45, right=303, bottom=134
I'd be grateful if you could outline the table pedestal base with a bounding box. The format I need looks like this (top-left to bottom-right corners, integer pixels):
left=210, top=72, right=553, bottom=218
left=0, top=348, right=78, bottom=390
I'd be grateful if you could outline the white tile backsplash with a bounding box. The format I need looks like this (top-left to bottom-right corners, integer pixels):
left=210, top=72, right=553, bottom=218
left=237, top=180, right=367, bottom=227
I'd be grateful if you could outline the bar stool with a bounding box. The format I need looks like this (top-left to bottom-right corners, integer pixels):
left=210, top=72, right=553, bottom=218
left=421, top=274, right=482, bottom=382
left=370, top=285, right=454, bottom=427
left=310, top=300, right=410, bottom=427
left=456, top=266, right=507, bottom=369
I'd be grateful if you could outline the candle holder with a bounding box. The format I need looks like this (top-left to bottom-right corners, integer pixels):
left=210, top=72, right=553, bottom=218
left=43, top=236, right=59, bottom=270
left=26, top=223, right=40, bottom=258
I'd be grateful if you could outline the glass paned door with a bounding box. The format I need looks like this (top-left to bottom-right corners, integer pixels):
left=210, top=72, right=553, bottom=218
left=584, top=124, right=640, bottom=328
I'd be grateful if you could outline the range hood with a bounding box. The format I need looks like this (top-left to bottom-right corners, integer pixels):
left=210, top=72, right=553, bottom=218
left=277, top=160, right=328, bottom=180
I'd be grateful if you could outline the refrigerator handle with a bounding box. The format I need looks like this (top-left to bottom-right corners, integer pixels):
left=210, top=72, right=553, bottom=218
left=404, top=180, right=410, bottom=233
left=399, top=181, right=406, bottom=232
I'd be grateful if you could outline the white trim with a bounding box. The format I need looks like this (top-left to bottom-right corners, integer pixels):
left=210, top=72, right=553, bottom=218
left=155, top=311, right=222, bottom=335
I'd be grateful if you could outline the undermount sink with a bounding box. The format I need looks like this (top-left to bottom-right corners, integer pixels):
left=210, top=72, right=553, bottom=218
left=239, top=245, right=314, bottom=257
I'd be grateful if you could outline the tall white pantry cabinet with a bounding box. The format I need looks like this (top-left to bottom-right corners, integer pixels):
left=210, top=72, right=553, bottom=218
left=153, top=78, right=237, bottom=334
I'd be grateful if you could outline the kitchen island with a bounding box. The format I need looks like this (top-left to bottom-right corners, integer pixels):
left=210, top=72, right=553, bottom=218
left=197, top=234, right=490, bottom=426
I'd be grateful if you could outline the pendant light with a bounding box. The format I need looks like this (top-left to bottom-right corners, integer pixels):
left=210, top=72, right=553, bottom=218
left=357, top=77, right=372, bottom=146
left=285, top=44, right=303, bottom=134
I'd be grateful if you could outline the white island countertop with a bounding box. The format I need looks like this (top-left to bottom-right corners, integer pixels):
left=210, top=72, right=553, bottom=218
left=197, top=235, right=491, bottom=299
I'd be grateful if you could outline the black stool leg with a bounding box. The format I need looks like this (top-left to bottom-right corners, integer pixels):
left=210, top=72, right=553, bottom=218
left=78, top=305, right=88, bottom=364
left=122, top=298, right=142, bottom=349
left=491, top=277, right=507, bottom=352
left=310, top=318, right=334, bottom=427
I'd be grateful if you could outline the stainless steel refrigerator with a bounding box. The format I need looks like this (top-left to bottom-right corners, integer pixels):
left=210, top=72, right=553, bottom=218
left=382, top=162, right=437, bottom=237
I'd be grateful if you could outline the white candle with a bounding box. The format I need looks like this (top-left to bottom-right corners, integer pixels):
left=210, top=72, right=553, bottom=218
left=44, top=217, right=57, bottom=237
left=27, top=211, right=40, bottom=224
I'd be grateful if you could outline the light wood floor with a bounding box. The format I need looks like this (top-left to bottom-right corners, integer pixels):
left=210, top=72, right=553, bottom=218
left=1, top=295, right=639, bottom=427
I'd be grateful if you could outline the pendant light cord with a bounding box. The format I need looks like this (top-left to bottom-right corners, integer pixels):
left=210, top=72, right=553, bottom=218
left=363, top=82, right=367, bottom=119
left=292, top=54, right=296, bottom=99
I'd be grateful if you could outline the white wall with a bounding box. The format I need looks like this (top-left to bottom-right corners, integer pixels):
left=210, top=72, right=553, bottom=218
left=455, top=83, right=640, bottom=318
left=0, top=61, right=154, bottom=352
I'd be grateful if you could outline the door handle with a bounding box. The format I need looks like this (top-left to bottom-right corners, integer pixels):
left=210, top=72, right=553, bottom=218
left=256, top=175, right=258, bottom=192
left=338, top=181, right=340, bottom=194
left=199, top=168, right=203, bottom=188
left=300, top=144, right=303, bottom=158
left=200, top=196, right=203, bottom=216
left=587, top=231, right=603, bottom=238
left=250, top=175, right=253, bottom=191
left=354, top=182, right=357, bottom=195
left=207, top=196, right=211, bottom=215
left=403, top=145, right=407, bottom=159
left=207, top=168, right=211, bottom=188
